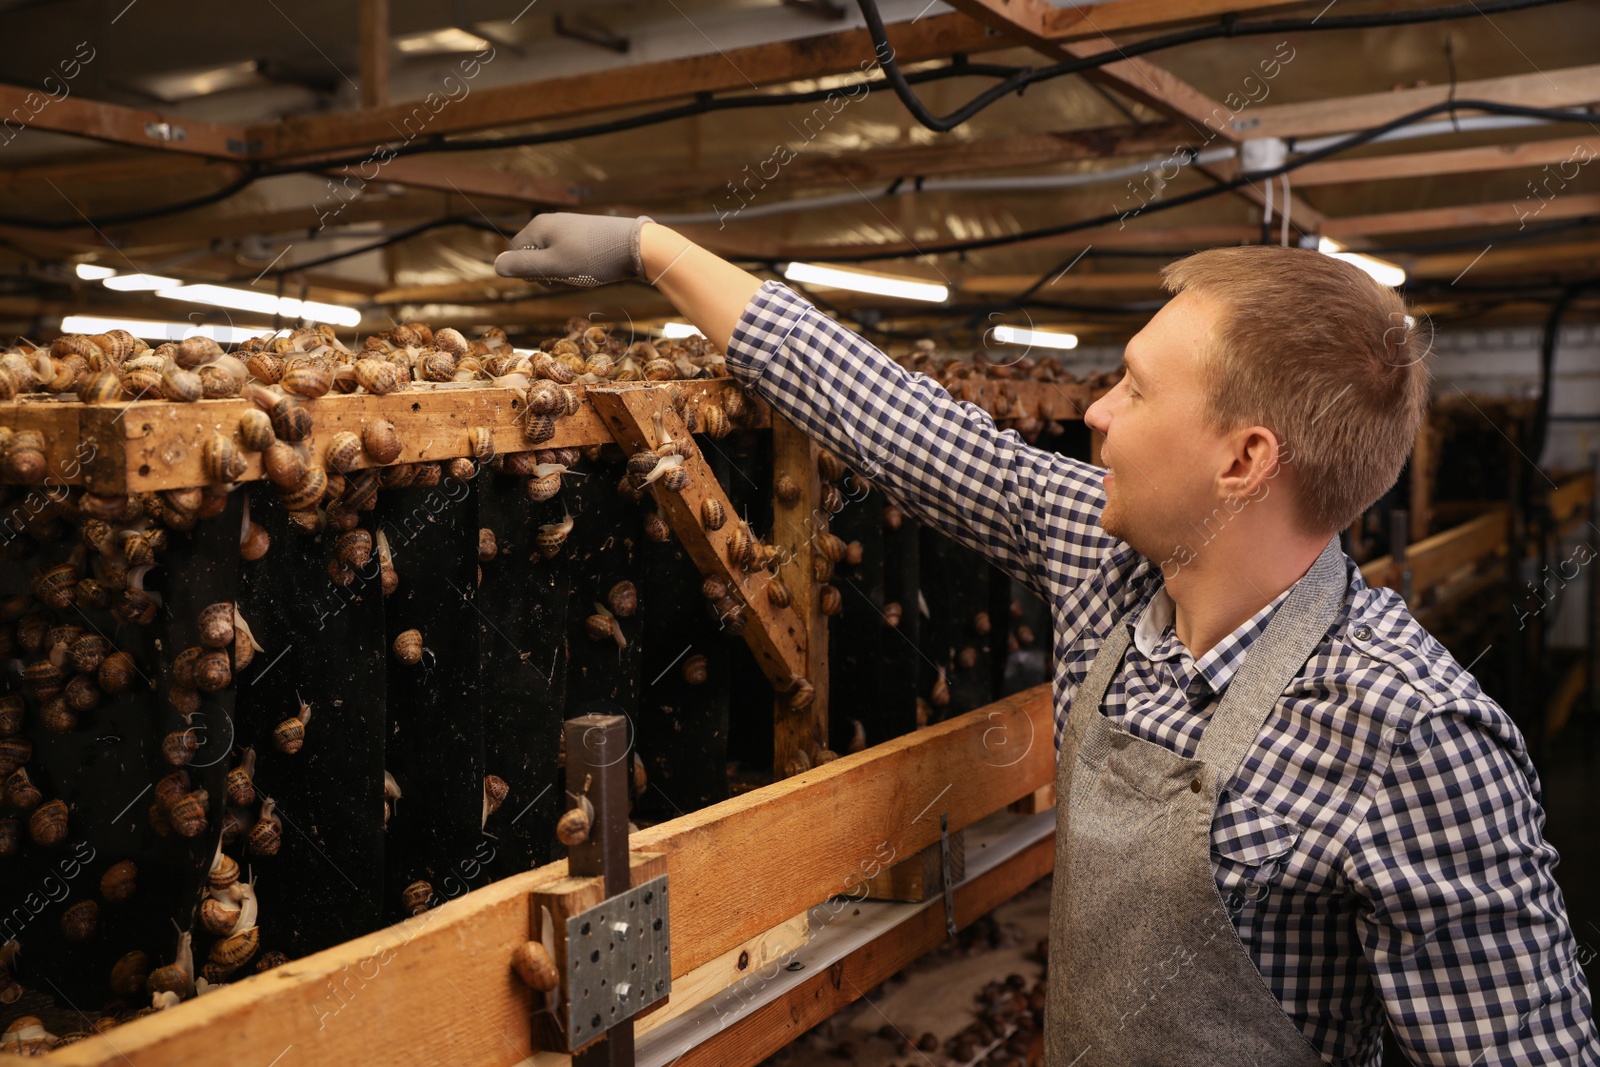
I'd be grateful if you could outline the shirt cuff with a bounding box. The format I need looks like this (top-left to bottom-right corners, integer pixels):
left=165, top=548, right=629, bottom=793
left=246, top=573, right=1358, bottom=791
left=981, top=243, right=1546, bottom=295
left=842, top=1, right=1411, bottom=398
left=724, top=280, right=815, bottom=392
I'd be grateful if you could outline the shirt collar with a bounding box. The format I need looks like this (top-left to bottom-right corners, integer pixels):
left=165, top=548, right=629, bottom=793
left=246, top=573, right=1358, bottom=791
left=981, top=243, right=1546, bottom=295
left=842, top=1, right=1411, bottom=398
left=1131, top=581, right=1295, bottom=696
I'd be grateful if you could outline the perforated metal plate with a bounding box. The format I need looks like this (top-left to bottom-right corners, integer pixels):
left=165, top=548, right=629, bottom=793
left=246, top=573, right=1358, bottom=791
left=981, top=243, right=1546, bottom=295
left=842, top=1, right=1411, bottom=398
left=563, top=874, right=671, bottom=1050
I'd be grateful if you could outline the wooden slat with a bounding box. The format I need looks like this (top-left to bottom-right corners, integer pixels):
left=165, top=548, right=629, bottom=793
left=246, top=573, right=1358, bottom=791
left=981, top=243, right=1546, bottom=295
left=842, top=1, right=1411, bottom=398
left=634, top=913, right=810, bottom=1039
left=586, top=385, right=808, bottom=688
left=862, top=831, right=965, bottom=902
left=0, top=398, right=86, bottom=490
left=0, top=84, right=250, bottom=158
left=771, top=416, right=828, bottom=777
left=1322, top=194, right=1600, bottom=241
left=46, top=683, right=1053, bottom=1067
left=1292, top=135, right=1600, bottom=187
left=1548, top=472, right=1593, bottom=530
left=1360, top=508, right=1510, bottom=596
left=359, top=0, right=390, bottom=110
left=1233, top=64, right=1600, bottom=141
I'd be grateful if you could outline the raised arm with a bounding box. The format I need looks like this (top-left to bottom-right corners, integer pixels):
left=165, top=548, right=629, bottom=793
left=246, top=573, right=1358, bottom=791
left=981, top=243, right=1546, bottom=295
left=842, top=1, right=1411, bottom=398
left=496, top=214, right=1121, bottom=595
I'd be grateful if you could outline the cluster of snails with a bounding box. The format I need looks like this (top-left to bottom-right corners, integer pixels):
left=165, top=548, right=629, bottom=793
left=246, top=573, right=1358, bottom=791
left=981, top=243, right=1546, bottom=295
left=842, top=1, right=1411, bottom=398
left=193, top=846, right=269, bottom=988
left=0, top=737, right=68, bottom=853
left=585, top=580, right=637, bottom=650
left=4, top=596, right=140, bottom=738
left=155, top=602, right=262, bottom=772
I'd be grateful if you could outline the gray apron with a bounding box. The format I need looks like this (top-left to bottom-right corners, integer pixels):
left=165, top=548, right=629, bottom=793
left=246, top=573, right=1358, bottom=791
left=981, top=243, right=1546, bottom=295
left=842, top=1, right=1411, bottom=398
left=1045, top=535, right=1344, bottom=1066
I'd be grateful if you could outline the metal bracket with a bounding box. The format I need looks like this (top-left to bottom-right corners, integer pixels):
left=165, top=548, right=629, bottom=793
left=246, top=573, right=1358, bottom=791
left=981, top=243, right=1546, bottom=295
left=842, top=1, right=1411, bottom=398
left=143, top=121, right=186, bottom=143
left=940, top=812, right=956, bottom=937
left=563, top=874, right=671, bottom=1051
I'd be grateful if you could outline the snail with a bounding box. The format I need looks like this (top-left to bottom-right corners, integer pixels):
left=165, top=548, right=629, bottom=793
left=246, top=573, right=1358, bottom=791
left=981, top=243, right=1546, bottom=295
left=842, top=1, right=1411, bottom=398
left=392, top=629, right=426, bottom=666
left=144, top=930, right=196, bottom=1003
left=586, top=603, right=627, bottom=651
left=714, top=596, right=747, bottom=635
left=972, top=611, right=992, bottom=635
left=467, top=426, right=495, bottom=462
left=775, top=474, right=801, bottom=504
left=325, top=431, right=363, bottom=473
left=482, top=774, right=509, bottom=828
left=1015, top=624, right=1036, bottom=647
left=29, top=798, right=68, bottom=846
left=702, top=497, right=727, bottom=531
left=161, top=729, right=199, bottom=767
left=0, top=818, right=17, bottom=858
left=208, top=878, right=260, bottom=973
left=700, top=403, right=731, bottom=440
left=0, top=694, right=20, bottom=737
left=821, top=483, right=844, bottom=514
left=198, top=602, right=233, bottom=648
left=193, top=650, right=232, bottom=693
left=278, top=466, right=327, bottom=511
left=6, top=768, right=41, bottom=810
left=882, top=601, right=904, bottom=628
left=819, top=585, right=843, bottom=616
left=383, top=770, right=402, bottom=827
left=883, top=504, right=904, bottom=531
left=766, top=578, right=792, bottom=609
left=957, top=646, right=978, bottom=670
left=202, top=434, right=247, bottom=483
left=701, top=576, right=728, bottom=602
left=170, top=789, right=209, bottom=838
left=335, top=529, right=372, bottom=570
left=362, top=419, right=403, bottom=464
left=607, top=580, right=638, bottom=618
left=782, top=676, right=815, bottom=712
left=682, top=653, right=708, bottom=685
left=61, top=899, right=98, bottom=942
left=816, top=533, right=847, bottom=564
left=238, top=408, right=275, bottom=452
left=162, top=364, right=203, bottom=402
left=534, top=509, right=573, bottom=559
left=248, top=796, right=282, bottom=856
left=280, top=359, right=332, bottom=398
left=511, top=941, right=559, bottom=992
left=524, top=463, right=566, bottom=503
left=478, top=529, right=498, bottom=563
left=556, top=794, right=593, bottom=847
left=843, top=540, right=864, bottom=566
left=111, top=950, right=151, bottom=999
left=402, top=880, right=434, bottom=916
left=930, top=672, right=950, bottom=707
left=642, top=510, right=672, bottom=543
left=199, top=894, right=240, bottom=937
left=234, top=606, right=265, bottom=672
left=818, top=449, right=847, bottom=481
left=627, top=448, right=685, bottom=490
left=262, top=440, right=307, bottom=490
left=377, top=529, right=399, bottom=595
left=100, top=859, right=137, bottom=903
left=209, top=846, right=239, bottom=892
left=154, top=770, right=191, bottom=809
left=272, top=694, right=312, bottom=754
left=1, top=1016, right=56, bottom=1055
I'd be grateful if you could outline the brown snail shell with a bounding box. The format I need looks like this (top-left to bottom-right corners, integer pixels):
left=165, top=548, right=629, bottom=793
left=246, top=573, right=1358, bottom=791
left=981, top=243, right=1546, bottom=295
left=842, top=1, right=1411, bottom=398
left=324, top=431, right=363, bottom=473
left=355, top=359, right=401, bottom=395
left=883, top=601, right=904, bottom=628
left=63, top=675, right=100, bottom=713
left=682, top=653, right=708, bottom=685
left=194, top=651, right=232, bottom=693
left=269, top=395, right=312, bottom=441
left=715, top=597, right=747, bottom=635
left=821, top=483, right=844, bottom=514
left=199, top=895, right=240, bottom=936
left=211, top=926, right=260, bottom=969
left=203, top=434, right=247, bottom=482
left=245, top=349, right=284, bottom=384
left=522, top=412, right=556, bottom=445
left=363, top=419, right=403, bottom=464
left=209, top=851, right=239, bottom=891
left=278, top=466, right=328, bottom=511
left=817, top=533, right=847, bottom=563
left=238, top=408, right=275, bottom=451
left=161, top=365, right=204, bottom=403
left=169, top=790, right=209, bottom=838
left=67, top=634, right=111, bottom=674
left=153, top=769, right=190, bottom=809
left=1015, top=623, right=1036, bottom=647
left=701, top=577, right=728, bottom=602
left=226, top=769, right=254, bottom=809
left=766, top=578, right=792, bottom=609
left=33, top=563, right=76, bottom=610
left=161, top=729, right=199, bottom=767
left=484, top=774, right=509, bottom=816
left=585, top=614, right=617, bottom=643
left=525, top=470, right=562, bottom=503
left=146, top=961, right=194, bottom=1000
left=110, top=951, right=151, bottom=998
left=6, top=768, right=41, bottom=810
left=467, top=426, right=495, bottom=461
left=446, top=456, right=476, bottom=482
left=0, top=737, right=31, bottom=778
left=819, top=585, right=843, bottom=616
left=197, top=602, right=233, bottom=648
left=883, top=504, right=904, bottom=530
left=642, top=511, right=671, bottom=543
left=843, top=540, right=864, bottom=566
left=775, top=474, right=801, bottom=504
left=957, top=646, right=978, bottom=670
left=39, top=698, right=77, bottom=733
left=700, top=404, right=731, bottom=439
left=393, top=629, right=424, bottom=666
left=281, top=359, right=332, bottom=398
left=247, top=803, right=281, bottom=856
left=511, top=941, right=559, bottom=991
left=817, top=449, right=847, bottom=481
left=661, top=465, right=690, bottom=493
left=702, top=497, right=727, bottom=531
left=261, top=440, right=305, bottom=490
left=335, top=529, right=372, bottom=570
left=972, top=611, right=992, bottom=635
left=0, top=694, right=21, bottom=737
left=256, top=951, right=288, bottom=973
left=100, top=860, right=137, bottom=903
left=0, top=818, right=17, bottom=858
left=29, top=798, right=67, bottom=846
left=76, top=370, right=123, bottom=404
left=784, top=676, right=816, bottom=711
left=273, top=715, right=306, bottom=754
left=608, top=580, right=638, bottom=618
left=61, top=899, right=98, bottom=942
left=396, top=880, right=433, bottom=917
left=168, top=684, right=201, bottom=718
left=478, top=529, right=498, bottom=563
left=555, top=806, right=589, bottom=847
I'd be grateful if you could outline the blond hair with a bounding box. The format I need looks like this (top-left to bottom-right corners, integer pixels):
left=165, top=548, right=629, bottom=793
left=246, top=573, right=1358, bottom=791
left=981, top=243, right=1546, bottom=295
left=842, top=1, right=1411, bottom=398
left=1160, top=246, right=1430, bottom=534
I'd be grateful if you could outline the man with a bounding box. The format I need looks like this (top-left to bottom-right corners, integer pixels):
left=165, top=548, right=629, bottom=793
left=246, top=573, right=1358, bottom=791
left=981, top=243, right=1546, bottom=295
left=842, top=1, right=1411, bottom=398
left=496, top=214, right=1600, bottom=1065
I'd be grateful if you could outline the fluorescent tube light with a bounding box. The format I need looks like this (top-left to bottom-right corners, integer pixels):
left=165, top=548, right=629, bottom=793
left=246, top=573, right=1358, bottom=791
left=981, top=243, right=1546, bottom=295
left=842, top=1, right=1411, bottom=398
left=992, top=325, right=1078, bottom=350
left=75, top=264, right=117, bottom=281
left=782, top=262, right=949, bottom=303
left=395, top=27, right=492, bottom=54
left=156, top=284, right=362, bottom=328
left=660, top=322, right=704, bottom=339
left=103, top=273, right=178, bottom=291
left=59, top=316, right=261, bottom=344
left=1317, top=238, right=1406, bottom=288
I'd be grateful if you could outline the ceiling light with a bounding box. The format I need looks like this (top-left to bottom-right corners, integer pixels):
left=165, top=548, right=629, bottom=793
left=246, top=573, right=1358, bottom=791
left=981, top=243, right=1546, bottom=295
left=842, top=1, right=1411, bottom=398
left=140, top=60, right=264, bottom=104
left=992, top=325, right=1078, bottom=350
left=59, top=315, right=261, bottom=344
left=157, top=284, right=362, bottom=328
left=660, top=322, right=704, bottom=339
left=75, top=264, right=116, bottom=281
left=103, top=273, right=178, bottom=291
left=1317, top=238, right=1407, bottom=288
left=782, top=262, right=949, bottom=303
left=395, top=27, right=492, bottom=55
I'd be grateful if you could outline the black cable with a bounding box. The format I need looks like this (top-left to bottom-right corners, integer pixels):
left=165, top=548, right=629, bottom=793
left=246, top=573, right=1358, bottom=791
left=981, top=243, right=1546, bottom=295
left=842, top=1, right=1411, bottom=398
left=853, top=0, right=1572, bottom=133
left=0, top=167, right=262, bottom=231
left=222, top=216, right=505, bottom=282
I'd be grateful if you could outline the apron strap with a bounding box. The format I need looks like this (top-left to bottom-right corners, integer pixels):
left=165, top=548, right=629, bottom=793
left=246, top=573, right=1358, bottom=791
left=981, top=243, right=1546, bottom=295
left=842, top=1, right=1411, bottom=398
left=1193, top=534, right=1346, bottom=791
left=1064, top=615, right=1132, bottom=772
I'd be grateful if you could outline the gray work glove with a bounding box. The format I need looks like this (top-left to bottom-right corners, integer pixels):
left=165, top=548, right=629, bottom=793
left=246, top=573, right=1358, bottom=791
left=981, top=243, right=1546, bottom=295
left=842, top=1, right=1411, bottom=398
left=494, top=212, right=653, bottom=288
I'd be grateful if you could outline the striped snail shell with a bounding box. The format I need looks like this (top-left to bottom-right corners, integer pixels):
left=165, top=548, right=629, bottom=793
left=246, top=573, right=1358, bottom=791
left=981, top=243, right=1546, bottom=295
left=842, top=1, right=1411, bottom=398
left=643, top=357, right=675, bottom=381
left=167, top=684, right=201, bottom=718
left=236, top=409, right=275, bottom=452
left=817, top=532, right=847, bottom=564
left=147, top=801, right=172, bottom=836
left=721, top=387, right=747, bottom=422
left=527, top=380, right=564, bottom=416
left=363, top=419, right=403, bottom=464
left=226, top=764, right=255, bottom=809
left=484, top=774, right=509, bottom=816
left=199, top=360, right=245, bottom=399
left=153, top=769, right=190, bottom=809
left=642, top=511, right=672, bottom=543
left=110, top=951, right=151, bottom=998
left=821, top=483, right=844, bottom=514
left=467, top=426, right=495, bottom=462
left=783, top=676, right=816, bottom=711
left=819, top=585, right=843, bottom=616
left=535, top=514, right=573, bottom=558
left=682, top=653, right=708, bottom=685
left=700, top=404, right=731, bottom=439
left=766, top=578, right=792, bottom=609
left=61, top=899, right=98, bottom=942
left=176, top=334, right=222, bottom=369
left=478, top=528, right=498, bottom=563
left=434, top=327, right=468, bottom=355
left=5, top=768, right=41, bottom=810
left=194, top=650, right=232, bottom=693
left=68, top=634, right=111, bottom=674
left=844, top=539, right=864, bottom=566
left=817, top=449, right=847, bottom=482
left=281, top=359, right=332, bottom=398
left=161, top=365, right=204, bottom=403
left=161, top=729, right=199, bottom=767
left=203, top=434, right=247, bottom=483
left=585, top=613, right=617, bottom=642
left=335, top=529, right=372, bottom=569
left=812, top=555, right=835, bottom=584
left=715, top=597, right=747, bottom=635
left=198, top=602, right=234, bottom=648
left=402, top=880, right=434, bottom=916
left=209, top=851, right=240, bottom=891
left=883, top=601, right=904, bottom=628
left=248, top=798, right=281, bottom=856
left=0, top=694, right=21, bottom=737
left=147, top=960, right=194, bottom=1000
left=661, top=466, right=689, bottom=493
left=392, top=629, right=424, bottom=666
left=352, top=358, right=398, bottom=395
left=0, top=737, right=29, bottom=778
left=210, top=925, right=260, bottom=969
left=342, top=470, right=380, bottom=511
left=121, top=366, right=162, bottom=400
left=775, top=474, right=801, bottom=505
left=556, top=807, right=589, bottom=847
left=77, top=371, right=123, bottom=404
left=728, top=527, right=754, bottom=569
left=32, top=562, right=76, bottom=610
left=39, top=697, right=77, bottom=733
left=172, top=646, right=203, bottom=689
left=522, top=413, right=556, bottom=445
left=447, top=456, right=476, bottom=482
left=701, top=576, right=727, bottom=602
left=701, top=497, right=727, bottom=531
left=199, top=895, right=241, bottom=937
left=273, top=713, right=307, bottom=754
left=626, top=451, right=660, bottom=483
left=29, top=798, right=68, bottom=846
left=269, top=395, right=312, bottom=441
left=245, top=349, right=284, bottom=384
left=100, top=859, right=137, bottom=903
left=320, top=433, right=361, bottom=478
left=419, top=350, right=455, bottom=382
left=262, top=440, right=306, bottom=489
left=584, top=354, right=613, bottom=379
left=23, top=660, right=64, bottom=701
left=63, top=675, right=100, bottom=713
left=608, top=581, right=638, bottom=618
left=278, top=466, right=328, bottom=511
left=534, top=353, right=575, bottom=384
left=256, top=951, right=288, bottom=973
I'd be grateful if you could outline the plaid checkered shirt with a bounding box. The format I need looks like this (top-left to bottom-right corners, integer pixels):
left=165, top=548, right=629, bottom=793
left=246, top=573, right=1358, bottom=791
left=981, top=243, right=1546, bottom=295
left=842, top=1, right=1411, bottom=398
left=724, top=280, right=1600, bottom=1066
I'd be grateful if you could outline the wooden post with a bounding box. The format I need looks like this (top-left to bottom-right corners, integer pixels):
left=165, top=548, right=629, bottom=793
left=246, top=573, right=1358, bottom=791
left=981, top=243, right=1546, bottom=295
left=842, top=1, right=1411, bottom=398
left=769, top=415, right=828, bottom=778
left=359, top=0, right=390, bottom=109
left=1409, top=415, right=1437, bottom=543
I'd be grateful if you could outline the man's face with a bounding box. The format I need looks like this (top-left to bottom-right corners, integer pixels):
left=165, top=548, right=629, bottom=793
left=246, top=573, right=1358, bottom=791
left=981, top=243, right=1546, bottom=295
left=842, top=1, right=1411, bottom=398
left=1083, top=290, right=1237, bottom=564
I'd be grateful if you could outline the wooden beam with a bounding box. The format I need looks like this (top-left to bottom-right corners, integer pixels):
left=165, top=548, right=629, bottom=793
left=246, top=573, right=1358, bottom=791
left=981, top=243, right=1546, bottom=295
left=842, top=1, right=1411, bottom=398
left=943, top=0, right=1067, bottom=57
left=331, top=156, right=578, bottom=207
left=958, top=271, right=1165, bottom=294
left=1321, top=193, right=1600, bottom=240
left=359, top=0, right=391, bottom=110
left=587, top=385, right=810, bottom=689
left=1041, top=0, right=1309, bottom=38
left=770, top=416, right=828, bottom=777
left=1408, top=240, right=1600, bottom=279
left=1234, top=63, right=1600, bottom=141
left=1291, top=135, right=1600, bottom=187
left=43, top=685, right=1052, bottom=1067
left=0, top=85, right=251, bottom=158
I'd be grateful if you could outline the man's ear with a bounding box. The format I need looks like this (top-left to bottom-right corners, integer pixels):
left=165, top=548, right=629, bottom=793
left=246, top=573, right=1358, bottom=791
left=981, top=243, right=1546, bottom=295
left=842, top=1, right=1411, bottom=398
left=1218, top=425, right=1281, bottom=500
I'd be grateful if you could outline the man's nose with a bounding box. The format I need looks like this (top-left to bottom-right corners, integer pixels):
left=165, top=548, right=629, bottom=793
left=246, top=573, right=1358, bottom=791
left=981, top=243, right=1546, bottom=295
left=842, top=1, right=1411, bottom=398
left=1084, top=395, right=1108, bottom=434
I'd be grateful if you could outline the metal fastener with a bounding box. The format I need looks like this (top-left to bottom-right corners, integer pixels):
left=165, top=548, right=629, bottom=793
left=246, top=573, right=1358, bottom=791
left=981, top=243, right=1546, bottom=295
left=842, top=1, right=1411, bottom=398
left=609, top=921, right=630, bottom=941
left=1353, top=625, right=1372, bottom=641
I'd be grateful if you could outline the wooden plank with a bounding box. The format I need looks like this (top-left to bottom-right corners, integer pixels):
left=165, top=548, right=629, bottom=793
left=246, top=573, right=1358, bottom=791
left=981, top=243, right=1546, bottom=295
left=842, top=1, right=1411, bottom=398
left=0, top=84, right=250, bottom=159
left=359, top=0, right=390, bottom=110
left=1291, top=135, right=1600, bottom=187
left=862, top=831, right=965, bottom=903
left=44, top=684, right=1053, bottom=1067
left=587, top=386, right=809, bottom=689
left=1547, top=472, right=1593, bottom=530
left=634, top=913, right=810, bottom=1039
left=1361, top=508, right=1510, bottom=597
left=1009, top=783, right=1056, bottom=814
left=770, top=416, right=828, bottom=777
left=671, top=825, right=1054, bottom=1067
left=1041, top=0, right=1307, bottom=38
left=1234, top=64, right=1600, bottom=141
left=1322, top=194, right=1600, bottom=241
left=332, top=156, right=578, bottom=207
left=0, top=398, right=85, bottom=489
left=943, top=0, right=1070, bottom=56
